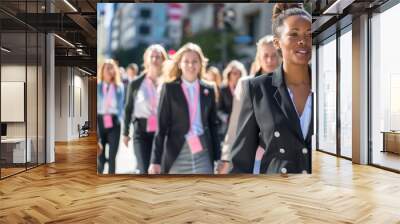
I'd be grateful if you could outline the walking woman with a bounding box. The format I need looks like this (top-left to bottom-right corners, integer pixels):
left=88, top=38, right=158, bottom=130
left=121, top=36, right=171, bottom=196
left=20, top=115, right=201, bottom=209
left=204, top=66, right=222, bottom=87
left=97, top=59, right=125, bottom=174
left=148, top=43, right=220, bottom=174
left=230, top=4, right=313, bottom=174
left=217, top=35, right=279, bottom=174
left=123, top=44, right=168, bottom=174
left=218, top=60, right=247, bottom=131
left=250, top=35, right=280, bottom=77
left=204, top=66, right=222, bottom=103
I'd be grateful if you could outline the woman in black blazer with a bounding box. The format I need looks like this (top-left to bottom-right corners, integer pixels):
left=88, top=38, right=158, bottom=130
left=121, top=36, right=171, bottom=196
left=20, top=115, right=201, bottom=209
left=218, top=60, right=247, bottom=136
left=218, top=35, right=279, bottom=174
left=148, top=43, right=220, bottom=174
left=123, top=44, right=168, bottom=174
left=230, top=5, right=313, bottom=174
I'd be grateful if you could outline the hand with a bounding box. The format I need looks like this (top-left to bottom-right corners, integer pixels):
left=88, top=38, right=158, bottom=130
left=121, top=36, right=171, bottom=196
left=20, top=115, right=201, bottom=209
left=97, top=142, right=103, bottom=155
left=217, top=160, right=230, bottom=174
left=148, top=164, right=161, bottom=174
left=255, top=147, right=265, bottom=160
left=123, top=135, right=130, bottom=147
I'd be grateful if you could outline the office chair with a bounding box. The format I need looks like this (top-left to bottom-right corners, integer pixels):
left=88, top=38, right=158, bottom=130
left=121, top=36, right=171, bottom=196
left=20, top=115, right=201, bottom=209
left=79, top=121, right=90, bottom=138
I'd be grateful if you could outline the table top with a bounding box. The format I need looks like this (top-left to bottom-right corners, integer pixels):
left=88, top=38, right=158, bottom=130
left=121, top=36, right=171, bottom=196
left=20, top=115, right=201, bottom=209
left=1, top=138, right=30, bottom=143
left=381, top=131, right=400, bottom=134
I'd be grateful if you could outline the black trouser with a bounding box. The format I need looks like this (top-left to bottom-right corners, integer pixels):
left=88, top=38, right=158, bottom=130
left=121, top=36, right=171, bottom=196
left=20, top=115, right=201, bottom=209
left=98, top=115, right=121, bottom=174
left=133, top=118, right=155, bottom=174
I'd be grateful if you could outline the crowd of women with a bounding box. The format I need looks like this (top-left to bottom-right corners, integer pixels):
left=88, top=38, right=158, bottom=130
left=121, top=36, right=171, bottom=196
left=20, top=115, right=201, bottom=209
left=97, top=3, right=312, bottom=175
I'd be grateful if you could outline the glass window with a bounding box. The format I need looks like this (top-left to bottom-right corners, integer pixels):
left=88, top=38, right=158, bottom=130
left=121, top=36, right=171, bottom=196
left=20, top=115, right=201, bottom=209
left=371, top=3, right=400, bottom=171
left=0, top=0, right=46, bottom=179
left=339, top=28, right=352, bottom=158
left=317, top=36, right=337, bottom=154
left=1, top=30, right=28, bottom=177
left=140, top=9, right=151, bottom=19
left=312, top=45, right=317, bottom=151
left=139, top=25, right=150, bottom=35
left=38, top=32, right=46, bottom=165
left=27, top=31, right=39, bottom=169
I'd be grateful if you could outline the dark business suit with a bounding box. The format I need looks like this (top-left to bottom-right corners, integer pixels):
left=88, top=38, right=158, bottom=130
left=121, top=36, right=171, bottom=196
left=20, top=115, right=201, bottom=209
left=151, top=78, right=221, bottom=174
left=218, top=84, right=233, bottom=138
left=230, top=64, right=313, bottom=174
left=218, top=85, right=234, bottom=118
left=123, top=74, right=154, bottom=174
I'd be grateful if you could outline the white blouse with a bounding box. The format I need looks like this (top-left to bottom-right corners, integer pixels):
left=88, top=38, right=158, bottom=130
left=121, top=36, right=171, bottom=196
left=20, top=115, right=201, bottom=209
left=133, top=79, right=161, bottom=119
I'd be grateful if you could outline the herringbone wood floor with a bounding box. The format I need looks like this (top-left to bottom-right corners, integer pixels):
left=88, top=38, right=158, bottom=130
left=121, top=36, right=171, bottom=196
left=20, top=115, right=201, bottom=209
left=1, top=135, right=400, bottom=223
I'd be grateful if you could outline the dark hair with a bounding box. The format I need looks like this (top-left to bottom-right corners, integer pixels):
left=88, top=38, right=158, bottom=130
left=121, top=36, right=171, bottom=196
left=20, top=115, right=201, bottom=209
left=272, top=3, right=311, bottom=38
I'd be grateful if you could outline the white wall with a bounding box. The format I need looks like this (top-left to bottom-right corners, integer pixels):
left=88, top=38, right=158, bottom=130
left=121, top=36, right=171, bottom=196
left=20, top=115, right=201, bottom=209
left=1, top=65, right=34, bottom=138
left=72, top=72, right=89, bottom=138
left=1, top=65, right=26, bottom=136
left=54, top=66, right=68, bottom=141
left=54, top=67, right=89, bottom=141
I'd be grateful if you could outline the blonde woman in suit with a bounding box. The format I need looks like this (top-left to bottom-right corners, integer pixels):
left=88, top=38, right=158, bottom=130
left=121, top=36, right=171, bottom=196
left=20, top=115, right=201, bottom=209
left=123, top=44, right=168, bottom=174
left=148, top=43, right=220, bottom=174
left=217, top=35, right=279, bottom=174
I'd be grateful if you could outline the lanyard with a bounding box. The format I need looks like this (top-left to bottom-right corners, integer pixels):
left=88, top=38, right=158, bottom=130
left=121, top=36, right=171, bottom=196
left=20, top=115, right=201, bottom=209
left=144, top=78, right=158, bottom=115
left=102, top=83, right=115, bottom=114
left=181, top=81, right=200, bottom=135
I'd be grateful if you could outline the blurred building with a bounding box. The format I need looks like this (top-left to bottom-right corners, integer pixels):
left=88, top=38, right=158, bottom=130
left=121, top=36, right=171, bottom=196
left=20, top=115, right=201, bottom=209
left=97, top=3, right=114, bottom=62
left=187, top=4, right=216, bottom=34
left=109, top=3, right=170, bottom=51
left=185, top=3, right=274, bottom=68
left=187, top=3, right=273, bottom=43
left=226, top=3, right=274, bottom=66
left=167, top=3, right=187, bottom=47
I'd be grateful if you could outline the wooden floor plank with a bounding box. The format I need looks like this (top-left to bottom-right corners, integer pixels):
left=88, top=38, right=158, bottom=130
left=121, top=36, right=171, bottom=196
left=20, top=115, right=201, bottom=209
left=0, top=134, right=400, bottom=223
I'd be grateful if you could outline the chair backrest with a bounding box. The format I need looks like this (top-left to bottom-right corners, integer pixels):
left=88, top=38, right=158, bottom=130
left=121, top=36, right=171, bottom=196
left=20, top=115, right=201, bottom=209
left=82, top=121, right=90, bottom=129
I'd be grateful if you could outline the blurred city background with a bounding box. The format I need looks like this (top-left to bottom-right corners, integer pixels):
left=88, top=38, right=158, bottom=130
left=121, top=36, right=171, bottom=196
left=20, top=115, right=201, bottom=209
left=98, top=3, right=276, bottom=72
left=97, top=3, right=278, bottom=174
left=96, top=2, right=315, bottom=174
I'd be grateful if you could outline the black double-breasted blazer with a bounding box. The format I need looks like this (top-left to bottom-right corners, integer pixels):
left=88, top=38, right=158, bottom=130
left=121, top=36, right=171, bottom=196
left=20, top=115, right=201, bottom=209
left=230, top=64, right=313, bottom=174
left=150, top=78, right=221, bottom=173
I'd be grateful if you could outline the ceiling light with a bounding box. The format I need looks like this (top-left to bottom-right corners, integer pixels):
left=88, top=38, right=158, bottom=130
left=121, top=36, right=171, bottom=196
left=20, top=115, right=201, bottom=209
left=63, top=0, right=78, bottom=12
left=323, top=0, right=354, bottom=15
left=78, top=67, right=93, bottom=76
left=1, top=47, right=11, bottom=53
left=54, top=34, right=75, bottom=48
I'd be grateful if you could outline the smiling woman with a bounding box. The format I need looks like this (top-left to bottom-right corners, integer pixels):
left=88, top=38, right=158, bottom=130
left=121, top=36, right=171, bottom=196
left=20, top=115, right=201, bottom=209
left=230, top=3, right=313, bottom=174
left=148, top=43, right=221, bottom=174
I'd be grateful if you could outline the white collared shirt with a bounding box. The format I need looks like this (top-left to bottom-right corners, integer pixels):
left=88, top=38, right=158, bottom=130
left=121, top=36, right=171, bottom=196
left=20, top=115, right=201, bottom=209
left=287, top=88, right=312, bottom=140
left=98, top=83, right=119, bottom=115
left=133, top=79, right=160, bottom=119
left=182, top=78, right=204, bottom=136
